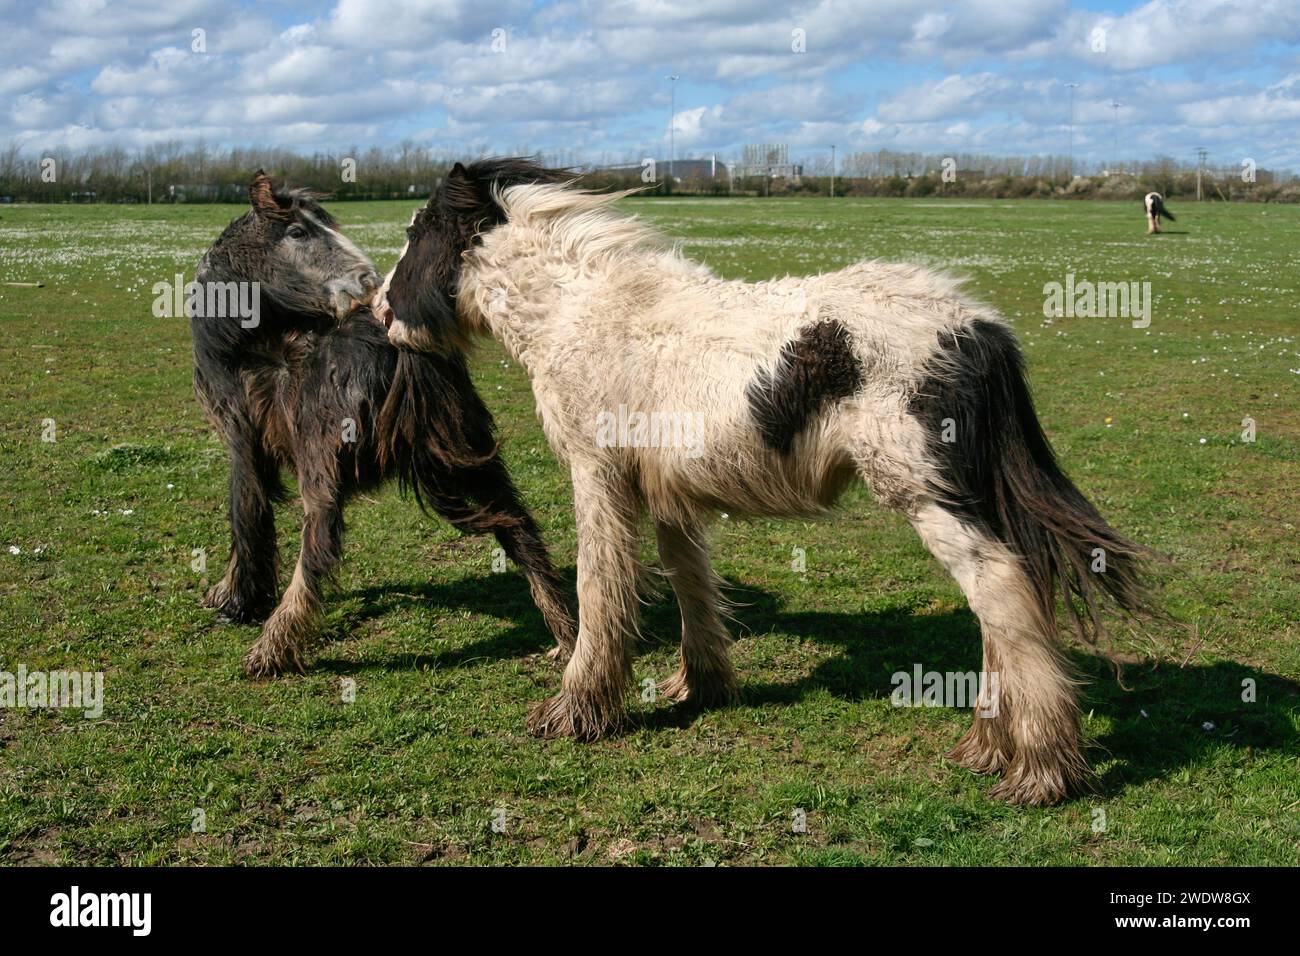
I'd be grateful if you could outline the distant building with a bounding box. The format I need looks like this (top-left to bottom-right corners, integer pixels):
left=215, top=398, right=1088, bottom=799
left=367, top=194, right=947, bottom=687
left=597, top=157, right=728, bottom=183
left=732, top=144, right=803, bottom=182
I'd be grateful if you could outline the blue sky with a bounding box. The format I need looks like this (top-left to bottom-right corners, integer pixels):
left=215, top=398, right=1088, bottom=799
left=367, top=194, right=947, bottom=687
left=2, top=0, right=1299, bottom=171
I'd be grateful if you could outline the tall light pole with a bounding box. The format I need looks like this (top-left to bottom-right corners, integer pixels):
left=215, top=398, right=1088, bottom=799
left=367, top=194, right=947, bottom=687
left=1110, top=99, right=1123, bottom=173
left=1196, top=146, right=1208, bottom=201
left=830, top=144, right=836, bottom=197
left=666, top=74, right=679, bottom=183
left=1066, top=82, right=1079, bottom=176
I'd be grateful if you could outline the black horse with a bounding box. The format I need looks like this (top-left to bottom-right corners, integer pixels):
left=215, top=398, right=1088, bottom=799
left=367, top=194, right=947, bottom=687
left=190, top=171, right=575, bottom=675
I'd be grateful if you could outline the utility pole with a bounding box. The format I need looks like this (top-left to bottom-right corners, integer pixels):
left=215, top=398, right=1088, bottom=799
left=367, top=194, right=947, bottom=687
left=666, top=74, right=679, bottom=184
left=1066, top=83, right=1079, bottom=177
left=1110, top=100, right=1123, bottom=174
left=1196, top=147, right=1208, bottom=201
left=830, top=144, right=836, bottom=197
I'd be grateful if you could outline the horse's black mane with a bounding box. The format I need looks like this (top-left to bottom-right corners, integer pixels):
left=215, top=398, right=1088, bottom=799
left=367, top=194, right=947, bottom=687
left=411, top=157, right=571, bottom=240
left=264, top=185, right=338, bottom=228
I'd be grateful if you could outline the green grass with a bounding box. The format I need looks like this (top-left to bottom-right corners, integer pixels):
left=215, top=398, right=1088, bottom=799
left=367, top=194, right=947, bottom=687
left=1, top=196, right=1297, bottom=865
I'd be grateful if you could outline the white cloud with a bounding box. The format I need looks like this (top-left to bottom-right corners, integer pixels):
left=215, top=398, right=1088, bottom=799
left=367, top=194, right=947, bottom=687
left=0, top=0, right=1297, bottom=170
left=878, top=73, right=1013, bottom=123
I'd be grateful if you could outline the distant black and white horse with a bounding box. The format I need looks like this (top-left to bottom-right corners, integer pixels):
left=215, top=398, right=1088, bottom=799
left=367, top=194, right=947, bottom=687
left=191, top=171, right=574, bottom=675
left=375, top=158, right=1152, bottom=805
left=1144, top=192, right=1175, bottom=233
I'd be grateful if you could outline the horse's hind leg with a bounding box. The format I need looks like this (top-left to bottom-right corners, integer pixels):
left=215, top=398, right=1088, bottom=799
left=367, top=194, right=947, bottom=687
left=477, top=462, right=576, bottom=661
left=243, top=481, right=343, bottom=677
left=434, top=452, right=576, bottom=661
left=203, top=422, right=281, bottom=623
left=907, top=501, right=1089, bottom=805
left=492, top=519, right=576, bottom=662
left=653, top=520, right=738, bottom=709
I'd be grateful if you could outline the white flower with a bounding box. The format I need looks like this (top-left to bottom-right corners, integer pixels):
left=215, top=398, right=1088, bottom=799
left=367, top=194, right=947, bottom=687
left=1202, top=721, right=1216, bottom=732
left=7, top=545, right=19, bottom=555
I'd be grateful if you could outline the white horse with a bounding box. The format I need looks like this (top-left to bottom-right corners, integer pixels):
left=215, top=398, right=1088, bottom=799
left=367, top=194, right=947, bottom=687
left=1144, top=192, right=1176, bottom=233
left=373, top=159, right=1152, bottom=805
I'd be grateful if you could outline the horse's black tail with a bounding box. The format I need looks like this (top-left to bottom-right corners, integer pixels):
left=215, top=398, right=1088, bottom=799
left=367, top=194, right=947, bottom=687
left=1152, top=195, right=1175, bottom=221
left=912, top=319, right=1155, bottom=644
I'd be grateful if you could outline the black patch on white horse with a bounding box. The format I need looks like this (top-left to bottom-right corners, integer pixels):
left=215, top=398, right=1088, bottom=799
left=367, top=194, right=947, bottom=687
left=909, top=319, right=1150, bottom=639
left=1144, top=192, right=1175, bottom=222
left=747, top=319, right=864, bottom=455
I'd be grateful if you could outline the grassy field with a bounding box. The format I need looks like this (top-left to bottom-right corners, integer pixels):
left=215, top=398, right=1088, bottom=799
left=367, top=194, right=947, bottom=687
left=1, top=195, right=1297, bottom=866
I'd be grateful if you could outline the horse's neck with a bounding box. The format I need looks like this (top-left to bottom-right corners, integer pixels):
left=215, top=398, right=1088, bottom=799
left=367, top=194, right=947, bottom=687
left=464, top=223, right=578, bottom=371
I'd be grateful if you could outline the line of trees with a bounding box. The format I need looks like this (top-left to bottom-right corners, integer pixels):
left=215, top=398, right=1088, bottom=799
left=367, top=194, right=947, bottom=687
left=3, top=141, right=1296, bottom=204
left=784, top=150, right=1296, bottom=202
left=0, top=141, right=498, bottom=204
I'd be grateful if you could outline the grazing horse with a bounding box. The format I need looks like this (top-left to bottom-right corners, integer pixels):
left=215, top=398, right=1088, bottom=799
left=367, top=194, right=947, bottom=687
left=1144, top=192, right=1175, bottom=233
left=190, top=171, right=574, bottom=675
left=374, top=159, right=1152, bottom=805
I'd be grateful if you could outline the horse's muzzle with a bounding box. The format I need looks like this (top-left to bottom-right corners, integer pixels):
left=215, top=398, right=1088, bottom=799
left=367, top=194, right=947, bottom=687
left=327, top=270, right=381, bottom=322
left=372, top=289, right=395, bottom=329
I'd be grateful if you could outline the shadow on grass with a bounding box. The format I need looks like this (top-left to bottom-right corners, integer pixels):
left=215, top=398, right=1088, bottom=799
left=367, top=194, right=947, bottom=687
left=324, top=571, right=1299, bottom=800
left=315, top=569, right=575, bottom=670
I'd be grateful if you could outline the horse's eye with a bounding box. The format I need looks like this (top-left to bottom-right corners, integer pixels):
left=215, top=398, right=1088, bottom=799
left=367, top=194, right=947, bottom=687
left=286, top=224, right=308, bottom=240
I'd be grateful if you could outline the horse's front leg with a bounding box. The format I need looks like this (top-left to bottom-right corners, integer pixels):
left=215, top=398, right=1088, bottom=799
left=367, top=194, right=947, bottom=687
left=654, top=520, right=739, bottom=709
left=527, top=465, right=641, bottom=740
left=242, top=480, right=343, bottom=677
left=203, top=419, right=281, bottom=624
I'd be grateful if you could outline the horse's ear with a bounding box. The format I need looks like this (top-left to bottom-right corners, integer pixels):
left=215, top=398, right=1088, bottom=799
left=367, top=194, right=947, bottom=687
left=249, top=170, right=278, bottom=215
left=449, top=162, right=469, bottom=181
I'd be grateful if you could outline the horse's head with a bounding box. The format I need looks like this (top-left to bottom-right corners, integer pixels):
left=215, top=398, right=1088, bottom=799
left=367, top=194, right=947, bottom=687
left=199, top=171, right=380, bottom=326
left=373, top=158, right=568, bottom=353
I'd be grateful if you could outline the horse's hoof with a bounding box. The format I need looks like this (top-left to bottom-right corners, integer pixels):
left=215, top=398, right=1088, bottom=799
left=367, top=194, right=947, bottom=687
left=986, top=755, right=1094, bottom=807
left=527, top=693, right=622, bottom=741
left=205, top=584, right=274, bottom=624
left=241, top=640, right=307, bottom=679
left=656, top=666, right=739, bottom=710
